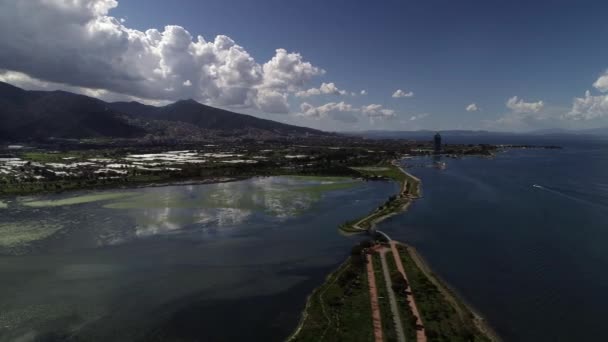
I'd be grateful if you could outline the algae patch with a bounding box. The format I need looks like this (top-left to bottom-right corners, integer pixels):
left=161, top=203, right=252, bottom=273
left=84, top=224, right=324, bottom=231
left=20, top=192, right=138, bottom=208
left=0, top=222, right=63, bottom=247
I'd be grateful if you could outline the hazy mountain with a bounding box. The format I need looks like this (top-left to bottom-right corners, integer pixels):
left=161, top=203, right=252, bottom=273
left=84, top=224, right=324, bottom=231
left=108, top=99, right=324, bottom=135
left=348, top=128, right=608, bottom=140
left=0, top=82, right=329, bottom=141
left=0, top=82, right=142, bottom=140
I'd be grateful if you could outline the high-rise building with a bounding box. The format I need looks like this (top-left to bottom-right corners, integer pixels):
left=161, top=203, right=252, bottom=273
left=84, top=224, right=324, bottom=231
left=434, top=132, right=442, bottom=154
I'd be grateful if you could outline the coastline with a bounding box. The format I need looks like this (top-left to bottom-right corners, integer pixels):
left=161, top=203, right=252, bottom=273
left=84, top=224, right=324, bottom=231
left=340, top=162, right=422, bottom=234
left=404, top=244, right=501, bottom=342
left=289, top=160, right=499, bottom=342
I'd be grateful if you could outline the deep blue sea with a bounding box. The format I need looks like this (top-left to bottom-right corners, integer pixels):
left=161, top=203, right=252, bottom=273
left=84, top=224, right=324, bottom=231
left=384, top=137, right=608, bottom=341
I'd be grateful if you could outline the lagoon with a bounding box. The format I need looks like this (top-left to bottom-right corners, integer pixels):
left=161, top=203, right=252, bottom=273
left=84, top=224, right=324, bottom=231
left=0, top=176, right=396, bottom=341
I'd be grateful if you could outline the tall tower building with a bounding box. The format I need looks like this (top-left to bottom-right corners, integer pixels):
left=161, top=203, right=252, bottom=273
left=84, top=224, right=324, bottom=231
left=434, top=132, right=442, bottom=154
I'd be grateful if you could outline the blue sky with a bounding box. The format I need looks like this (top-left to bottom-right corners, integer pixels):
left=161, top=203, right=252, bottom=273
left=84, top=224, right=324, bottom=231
left=1, top=0, right=607, bottom=131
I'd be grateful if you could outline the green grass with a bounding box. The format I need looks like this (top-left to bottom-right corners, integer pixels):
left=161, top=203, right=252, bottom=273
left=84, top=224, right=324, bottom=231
left=394, top=245, right=491, bottom=342
left=290, top=257, right=373, bottom=342
left=352, top=164, right=406, bottom=183
left=340, top=161, right=421, bottom=233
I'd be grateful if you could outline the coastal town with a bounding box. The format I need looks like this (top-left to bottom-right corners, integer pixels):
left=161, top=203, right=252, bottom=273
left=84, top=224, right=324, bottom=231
left=0, top=135, right=500, bottom=195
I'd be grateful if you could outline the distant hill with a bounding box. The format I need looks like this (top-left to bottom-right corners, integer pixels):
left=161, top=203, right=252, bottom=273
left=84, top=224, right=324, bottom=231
left=0, top=82, right=330, bottom=141
left=0, top=82, right=143, bottom=140
left=108, top=99, right=324, bottom=136
left=348, top=128, right=608, bottom=140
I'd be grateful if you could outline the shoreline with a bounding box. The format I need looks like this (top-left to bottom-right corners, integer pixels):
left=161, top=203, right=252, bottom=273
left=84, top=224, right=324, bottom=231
left=404, top=244, right=501, bottom=342
left=340, top=161, right=422, bottom=234
left=290, top=160, right=499, bottom=341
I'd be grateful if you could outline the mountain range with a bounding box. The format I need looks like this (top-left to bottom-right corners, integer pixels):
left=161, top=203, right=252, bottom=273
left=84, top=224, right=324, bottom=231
left=0, top=82, right=328, bottom=141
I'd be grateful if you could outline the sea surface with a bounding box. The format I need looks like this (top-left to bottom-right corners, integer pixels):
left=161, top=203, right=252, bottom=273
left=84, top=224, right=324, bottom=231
left=385, top=137, right=608, bottom=341
left=0, top=176, right=396, bottom=341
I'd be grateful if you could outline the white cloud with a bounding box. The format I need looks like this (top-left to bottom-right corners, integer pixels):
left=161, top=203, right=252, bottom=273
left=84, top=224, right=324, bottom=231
left=256, top=89, right=289, bottom=114
left=299, top=101, right=356, bottom=122
left=392, top=89, right=414, bottom=98
left=360, top=90, right=367, bottom=95
left=409, top=113, right=429, bottom=121
left=295, top=82, right=347, bottom=97
left=565, top=90, right=608, bottom=120
left=466, top=103, right=479, bottom=112
left=261, top=48, right=324, bottom=92
left=298, top=102, right=396, bottom=122
left=0, top=0, right=325, bottom=114
left=593, top=70, right=608, bottom=93
left=506, top=96, right=544, bottom=113
left=361, top=104, right=396, bottom=118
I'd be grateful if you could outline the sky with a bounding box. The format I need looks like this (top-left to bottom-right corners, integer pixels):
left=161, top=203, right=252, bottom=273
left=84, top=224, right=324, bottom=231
left=0, top=0, right=607, bottom=132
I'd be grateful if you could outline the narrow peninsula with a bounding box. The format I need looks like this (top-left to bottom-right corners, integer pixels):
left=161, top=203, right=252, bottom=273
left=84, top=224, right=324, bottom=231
left=288, top=161, right=499, bottom=342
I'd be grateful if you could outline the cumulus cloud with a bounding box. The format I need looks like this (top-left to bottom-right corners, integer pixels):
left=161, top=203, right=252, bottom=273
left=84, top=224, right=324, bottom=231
left=361, top=104, right=396, bottom=118
left=506, top=96, right=544, bottom=113
left=392, top=89, right=414, bottom=98
left=298, top=102, right=396, bottom=122
left=0, top=0, right=324, bottom=113
left=466, top=103, right=479, bottom=112
left=565, top=90, right=608, bottom=120
left=593, top=71, right=608, bottom=93
left=299, top=101, right=357, bottom=122
left=360, top=90, right=367, bottom=95
left=295, top=82, right=347, bottom=97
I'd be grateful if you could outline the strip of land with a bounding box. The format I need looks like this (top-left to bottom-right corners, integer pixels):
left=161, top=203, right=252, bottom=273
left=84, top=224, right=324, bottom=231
left=341, top=161, right=421, bottom=234
left=290, top=159, right=499, bottom=342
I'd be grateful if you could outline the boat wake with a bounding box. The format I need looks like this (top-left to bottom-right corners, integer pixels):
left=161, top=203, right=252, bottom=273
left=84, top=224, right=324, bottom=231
left=532, top=184, right=607, bottom=209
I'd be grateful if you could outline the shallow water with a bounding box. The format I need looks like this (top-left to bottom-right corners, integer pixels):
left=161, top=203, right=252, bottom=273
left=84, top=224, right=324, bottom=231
left=0, top=176, right=396, bottom=341
left=384, top=140, right=608, bottom=341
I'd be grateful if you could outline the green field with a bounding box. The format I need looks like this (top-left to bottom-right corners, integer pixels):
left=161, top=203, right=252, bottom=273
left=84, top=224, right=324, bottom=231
left=289, top=255, right=373, bottom=342
left=352, top=164, right=407, bottom=183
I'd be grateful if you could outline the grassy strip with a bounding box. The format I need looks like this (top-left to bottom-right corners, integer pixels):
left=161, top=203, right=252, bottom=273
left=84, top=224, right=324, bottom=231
left=372, top=253, right=398, bottom=342
left=384, top=249, right=418, bottom=341
left=289, top=255, right=373, bottom=342
left=340, top=162, right=420, bottom=233
left=394, top=245, right=492, bottom=342
left=352, top=164, right=407, bottom=183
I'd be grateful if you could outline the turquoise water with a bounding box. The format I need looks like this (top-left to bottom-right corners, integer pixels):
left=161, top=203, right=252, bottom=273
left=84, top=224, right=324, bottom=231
left=0, top=176, right=397, bottom=341
left=385, top=140, right=608, bottom=341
